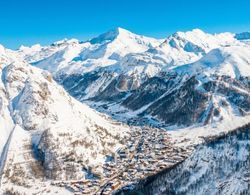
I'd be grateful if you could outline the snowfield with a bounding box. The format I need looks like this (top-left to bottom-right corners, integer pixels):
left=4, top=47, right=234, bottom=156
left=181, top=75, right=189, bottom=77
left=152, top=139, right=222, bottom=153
left=174, top=45, right=250, bottom=78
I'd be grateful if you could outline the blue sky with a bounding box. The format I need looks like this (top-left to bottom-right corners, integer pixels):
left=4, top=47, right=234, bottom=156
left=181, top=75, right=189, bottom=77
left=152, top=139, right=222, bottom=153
left=1, top=0, right=250, bottom=49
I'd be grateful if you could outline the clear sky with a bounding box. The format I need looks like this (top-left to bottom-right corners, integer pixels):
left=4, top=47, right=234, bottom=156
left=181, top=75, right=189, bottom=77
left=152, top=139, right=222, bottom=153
left=1, top=0, right=250, bottom=49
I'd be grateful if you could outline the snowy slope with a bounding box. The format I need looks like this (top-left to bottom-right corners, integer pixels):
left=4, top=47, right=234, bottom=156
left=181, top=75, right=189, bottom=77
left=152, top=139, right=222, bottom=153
left=130, top=29, right=238, bottom=71
left=3, top=59, right=129, bottom=166
left=174, top=45, right=250, bottom=78
left=1, top=125, right=72, bottom=194
left=18, top=39, right=79, bottom=65
left=15, top=28, right=250, bottom=129
left=0, top=45, right=15, bottom=157
left=0, top=55, right=131, bottom=192
left=0, top=76, right=13, bottom=165
left=21, top=28, right=162, bottom=76
left=15, top=29, right=243, bottom=104
left=20, top=29, right=238, bottom=77
left=15, top=28, right=164, bottom=101
left=164, top=29, right=236, bottom=52
left=120, top=45, right=250, bottom=128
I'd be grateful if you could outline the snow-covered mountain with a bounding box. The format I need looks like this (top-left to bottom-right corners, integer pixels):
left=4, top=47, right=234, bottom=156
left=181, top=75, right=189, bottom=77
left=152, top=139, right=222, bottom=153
left=16, top=28, right=164, bottom=101
left=18, top=28, right=249, bottom=109
left=20, top=28, right=161, bottom=75
left=127, top=45, right=250, bottom=127
left=0, top=46, right=132, bottom=193
left=0, top=28, right=250, bottom=194
left=22, top=28, right=248, bottom=130
left=13, top=28, right=250, bottom=128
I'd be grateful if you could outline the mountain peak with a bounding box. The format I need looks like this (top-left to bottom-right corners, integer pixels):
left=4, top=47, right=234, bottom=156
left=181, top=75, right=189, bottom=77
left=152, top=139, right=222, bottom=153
left=169, top=28, right=206, bottom=39
left=162, top=28, right=236, bottom=53
left=19, top=44, right=42, bottom=51
left=190, top=28, right=205, bottom=34
left=51, top=38, right=79, bottom=46
left=114, top=27, right=130, bottom=33
left=89, top=27, right=133, bottom=44
left=174, top=45, right=250, bottom=78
